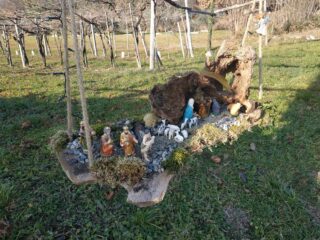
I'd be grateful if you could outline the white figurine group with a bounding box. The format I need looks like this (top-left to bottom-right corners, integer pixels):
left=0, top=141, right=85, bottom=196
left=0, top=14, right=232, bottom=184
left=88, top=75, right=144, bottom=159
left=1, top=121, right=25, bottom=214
left=156, top=117, right=199, bottom=143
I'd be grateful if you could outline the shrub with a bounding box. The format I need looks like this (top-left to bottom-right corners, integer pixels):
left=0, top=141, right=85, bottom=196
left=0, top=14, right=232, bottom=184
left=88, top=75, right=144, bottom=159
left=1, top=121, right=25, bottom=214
left=163, top=148, right=189, bottom=172
left=49, top=130, right=69, bottom=152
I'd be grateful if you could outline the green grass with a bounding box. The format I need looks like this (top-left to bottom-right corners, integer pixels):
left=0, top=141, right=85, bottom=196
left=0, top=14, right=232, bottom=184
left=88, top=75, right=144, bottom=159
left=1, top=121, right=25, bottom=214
left=0, top=31, right=320, bottom=239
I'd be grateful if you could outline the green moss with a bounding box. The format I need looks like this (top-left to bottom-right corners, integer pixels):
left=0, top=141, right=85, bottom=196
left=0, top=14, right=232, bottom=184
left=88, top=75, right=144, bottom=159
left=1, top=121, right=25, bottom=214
left=49, top=130, right=69, bottom=152
left=163, top=148, right=189, bottom=172
left=92, top=123, right=105, bottom=137
left=91, top=156, right=146, bottom=187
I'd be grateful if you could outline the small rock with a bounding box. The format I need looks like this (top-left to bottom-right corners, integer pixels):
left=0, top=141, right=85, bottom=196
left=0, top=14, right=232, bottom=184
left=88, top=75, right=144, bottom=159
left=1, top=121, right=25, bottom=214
left=211, top=155, right=221, bottom=164
left=21, top=120, right=32, bottom=129
left=223, top=153, right=230, bottom=160
left=239, top=172, right=247, bottom=183
left=250, top=143, right=256, bottom=151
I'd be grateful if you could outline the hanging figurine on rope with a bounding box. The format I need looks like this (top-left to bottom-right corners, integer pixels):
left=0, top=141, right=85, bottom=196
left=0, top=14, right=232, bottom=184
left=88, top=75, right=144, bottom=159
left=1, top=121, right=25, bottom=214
left=256, top=12, right=270, bottom=36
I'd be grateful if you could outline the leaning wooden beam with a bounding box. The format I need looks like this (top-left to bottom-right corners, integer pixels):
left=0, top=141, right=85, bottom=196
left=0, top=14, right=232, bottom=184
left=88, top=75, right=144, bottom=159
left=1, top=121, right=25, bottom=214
left=61, top=0, right=73, bottom=139
left=138, top=24, right=148, bottom=58
left=67, top=0, right=94, bottom=167
left=214, top=1, right=255, bottom=14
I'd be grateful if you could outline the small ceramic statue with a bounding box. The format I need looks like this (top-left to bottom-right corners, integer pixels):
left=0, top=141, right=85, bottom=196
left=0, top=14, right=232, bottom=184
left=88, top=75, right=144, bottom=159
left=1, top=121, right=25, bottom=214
left=100, top=127, right=114, bottom=157
left=141, top=131, right=155, bottom=162
left=198, top=102, right=208, bottom=118
left=183, top=98, right=194, bottom=123
left=120, top=126, right=138, bottom=157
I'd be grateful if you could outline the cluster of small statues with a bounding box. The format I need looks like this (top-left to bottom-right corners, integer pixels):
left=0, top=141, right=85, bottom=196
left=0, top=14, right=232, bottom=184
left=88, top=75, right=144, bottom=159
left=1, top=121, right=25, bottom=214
left=76, top=97, right=222, bottom=163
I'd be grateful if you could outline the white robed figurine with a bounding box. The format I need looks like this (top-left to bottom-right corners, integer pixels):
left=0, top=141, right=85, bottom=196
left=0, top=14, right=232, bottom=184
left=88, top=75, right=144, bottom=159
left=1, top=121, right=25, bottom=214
left=256, top=15, right=270, bottom=36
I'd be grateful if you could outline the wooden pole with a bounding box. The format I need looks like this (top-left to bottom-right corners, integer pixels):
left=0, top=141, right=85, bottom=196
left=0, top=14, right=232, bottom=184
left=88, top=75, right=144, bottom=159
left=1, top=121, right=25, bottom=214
left=61, top=0, right=73, bottom=139
left=149, top=0, right=156, bottom=70
left=177, top=22, right=185, bottom=59
left=68, top=0, right=94, bottom=167
left=129, top=3, right=142, bottom=69
left=264, top=0, right=268, bottom=46
left=15, top=21, right=26, bottom=68
left=258, top=0, right=263, bottom=100
left=184, top=0, right=194, bottom=58
left=241, top=0, right=256, bottom=47
left=79, top=20, right=89, bottom=67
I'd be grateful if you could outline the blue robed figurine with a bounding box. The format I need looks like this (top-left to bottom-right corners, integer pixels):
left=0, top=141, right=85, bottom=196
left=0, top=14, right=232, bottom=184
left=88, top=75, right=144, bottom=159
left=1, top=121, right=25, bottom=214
left=183, top=98, right=195, bottom=122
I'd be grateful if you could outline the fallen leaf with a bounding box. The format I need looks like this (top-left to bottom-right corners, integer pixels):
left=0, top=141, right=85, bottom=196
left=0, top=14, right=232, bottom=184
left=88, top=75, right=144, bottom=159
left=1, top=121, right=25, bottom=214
left=105, top=191, right=115, bottom=200
left=211, top=156, right=221, bottom=164
left=21, top=120, right=32, bottom=130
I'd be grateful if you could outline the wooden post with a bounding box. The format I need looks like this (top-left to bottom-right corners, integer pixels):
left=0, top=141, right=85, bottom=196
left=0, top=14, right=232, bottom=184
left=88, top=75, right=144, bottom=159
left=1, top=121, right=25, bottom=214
left=184, top=0, right=194, bottom=58
left=15, top=20, right=26, bottom=68
left=129, top=3, right=142, bottom=69
left=177, top=22, right=185, bottom=59
left=90, top=23, right=98, bottom=56
left=138, top=24, right=148, bottom=58
left=207, top=0, right=215, bottom=51
left=164, top=23, right=170, bottom=59
left=149, top=0, right=156, bottom=70
left=258, top=0, right=263, bottom=100
left=241, top=0, right=256, bottom=47
left=61, top=0, right=73, bottom=139
left=67, top=0, right=94, bottom=166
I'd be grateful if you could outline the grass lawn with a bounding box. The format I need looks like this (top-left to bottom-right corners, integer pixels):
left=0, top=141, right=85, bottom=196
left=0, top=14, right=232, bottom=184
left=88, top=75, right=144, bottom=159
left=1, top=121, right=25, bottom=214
left=0, top=31, right=320, bottom=239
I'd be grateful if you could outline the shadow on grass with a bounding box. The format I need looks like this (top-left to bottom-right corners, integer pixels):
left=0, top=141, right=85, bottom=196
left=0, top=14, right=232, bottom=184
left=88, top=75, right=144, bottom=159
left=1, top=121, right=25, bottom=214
left=0, top=75, right=320, bottom=239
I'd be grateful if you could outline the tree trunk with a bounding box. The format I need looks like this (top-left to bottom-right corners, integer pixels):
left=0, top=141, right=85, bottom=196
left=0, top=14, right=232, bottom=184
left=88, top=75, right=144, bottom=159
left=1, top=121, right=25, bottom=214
left=14, top=21, right=29, bottom=68
left=111, top=18, right=117, bottom=57
left=79, top=20, right=88, bottom=67
left=258, top=0, right=263, bottom=99
left=129, top=2, right=142, bottom=69
left=36, top=34, right=47, bottom=67
left=207, top=0, right=215, bottom=51
left=44, top=34, right=52, bottom=56
left=149, top=0, right=156, bottom=70
left=105, top=15, right=115, bottom=67
left=138, top=25, right=148, bottom=58
left=2, top=25, right=13, bottom=67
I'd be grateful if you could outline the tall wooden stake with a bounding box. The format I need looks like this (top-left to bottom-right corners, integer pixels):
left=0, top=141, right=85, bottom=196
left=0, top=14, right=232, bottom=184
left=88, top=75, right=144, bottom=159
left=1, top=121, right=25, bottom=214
left=177, top=22, right=185, bottom=59
left=2, top=25, right=13, bottom=66
left=149, top=0, right=156, bottom=70
left=184, top=0, right=194, bottom=58
left=258, top=0, right=263, bottom=100
left=61, top=0, right=73, bottom=139
left=264, top=0, right=268, bottom=46
left=129, top=3, right=142, bottom=69
left=67, top=0, right=94, bottom=167
left=90, top=23, right=98, bottom=56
